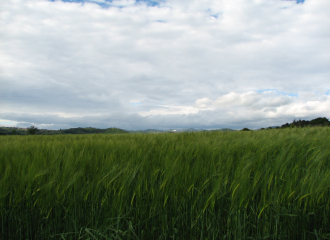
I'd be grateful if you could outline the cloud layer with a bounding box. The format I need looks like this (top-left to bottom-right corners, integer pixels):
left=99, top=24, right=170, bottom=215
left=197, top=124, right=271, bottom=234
left=1, top=0, right=329, bottom=130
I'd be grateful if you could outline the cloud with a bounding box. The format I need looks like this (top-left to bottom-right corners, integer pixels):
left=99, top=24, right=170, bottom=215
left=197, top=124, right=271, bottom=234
left=0, top=0, right=329, bottom=130
left=1, top=90, right=329, bottom=130
left=193, top=91, right=295, bottom=111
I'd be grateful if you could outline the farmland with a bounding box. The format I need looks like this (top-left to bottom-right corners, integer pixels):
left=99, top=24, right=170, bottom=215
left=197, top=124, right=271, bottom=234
left=0, top=128, right=329, bottom=239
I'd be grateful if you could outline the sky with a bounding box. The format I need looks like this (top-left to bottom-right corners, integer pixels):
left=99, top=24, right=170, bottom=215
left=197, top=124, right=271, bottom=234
left=0, top=0, right=329, bottom=130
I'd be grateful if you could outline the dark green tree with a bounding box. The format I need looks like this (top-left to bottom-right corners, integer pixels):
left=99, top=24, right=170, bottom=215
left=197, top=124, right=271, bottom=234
left=27, top=126, right=39, bottom=135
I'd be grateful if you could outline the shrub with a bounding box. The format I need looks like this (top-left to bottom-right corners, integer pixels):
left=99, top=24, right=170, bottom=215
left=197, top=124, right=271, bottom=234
left=27, top=126, right=39, bottom=135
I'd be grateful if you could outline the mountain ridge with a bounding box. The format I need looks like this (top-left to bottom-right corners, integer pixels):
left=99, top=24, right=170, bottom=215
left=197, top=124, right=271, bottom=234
left=0, top=117, right=329, bottom=135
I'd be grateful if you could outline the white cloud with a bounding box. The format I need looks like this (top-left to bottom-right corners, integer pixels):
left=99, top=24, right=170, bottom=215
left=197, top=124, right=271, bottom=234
left=194, top=91, right=294, bottom=110
left=0, top=0, right=329, bottom=129
left=195, top=97, right=214, bottom=109
left=139, top=105, right=199, bottom=116
left=110, top=0, right=136, bottom=7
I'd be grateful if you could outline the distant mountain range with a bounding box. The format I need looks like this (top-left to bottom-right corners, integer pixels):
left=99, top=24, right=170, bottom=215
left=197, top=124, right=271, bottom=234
left=129, top=128, right=234, bottom=134
left=0, top=127, right=128, bottom=135
left=0, top=117, right=329, bottom=135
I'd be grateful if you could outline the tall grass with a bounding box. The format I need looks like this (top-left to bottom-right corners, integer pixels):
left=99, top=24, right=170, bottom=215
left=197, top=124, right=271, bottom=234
left=1, top=128, right=329, bottom=239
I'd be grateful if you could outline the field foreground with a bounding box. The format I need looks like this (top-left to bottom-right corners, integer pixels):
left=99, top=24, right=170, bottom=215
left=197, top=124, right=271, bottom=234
left=1, top=128, right=329, bottom=239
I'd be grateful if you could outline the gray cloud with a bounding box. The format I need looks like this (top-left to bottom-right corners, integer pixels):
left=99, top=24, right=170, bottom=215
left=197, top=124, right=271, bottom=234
left=0, top=0, right=329, bottom=130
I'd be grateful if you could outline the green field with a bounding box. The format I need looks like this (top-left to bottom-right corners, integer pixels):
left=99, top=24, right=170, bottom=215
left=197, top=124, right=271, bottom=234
left=1, top=128, right=329, bottom=239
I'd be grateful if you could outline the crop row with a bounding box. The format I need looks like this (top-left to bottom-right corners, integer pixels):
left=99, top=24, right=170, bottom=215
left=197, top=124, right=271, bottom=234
left=0, top=128, right=329, bottom=239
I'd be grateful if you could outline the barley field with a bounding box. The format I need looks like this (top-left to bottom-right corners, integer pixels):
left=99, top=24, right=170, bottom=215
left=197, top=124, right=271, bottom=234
left=1, top=128, right=329, bottom=239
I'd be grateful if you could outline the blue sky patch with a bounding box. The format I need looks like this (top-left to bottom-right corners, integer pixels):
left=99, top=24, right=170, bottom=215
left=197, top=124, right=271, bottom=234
left=210, top=14, right=220, bottom=19
left=48, top=0, right=161, bottom=8
left=48, top=0, right=305, bottom=9
left=130, top=102, right=142, bottom=106
left=256, top=89, right=276, bottom=93
left=136, top=0, right=160, bottom=7
left=326, top=90, right=330, bottom=95
left=257, top=89, right=298, bottom=97
left=48, top=0, right=304, bottom=9
left=0, top=119, right=18, bottom=126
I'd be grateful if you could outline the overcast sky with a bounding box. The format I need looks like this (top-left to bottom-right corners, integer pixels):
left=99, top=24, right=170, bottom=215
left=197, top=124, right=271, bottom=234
left=0, top=0, right=329, bottom=130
